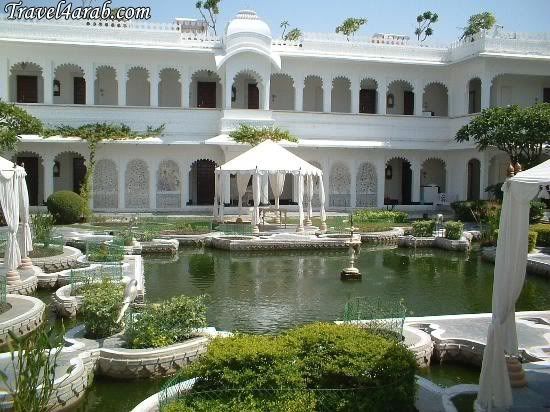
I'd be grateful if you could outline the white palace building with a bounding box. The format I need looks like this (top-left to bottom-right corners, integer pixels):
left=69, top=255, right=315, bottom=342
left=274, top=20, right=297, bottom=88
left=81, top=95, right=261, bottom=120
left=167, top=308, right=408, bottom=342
left=1, top=9, right=550, bottom=213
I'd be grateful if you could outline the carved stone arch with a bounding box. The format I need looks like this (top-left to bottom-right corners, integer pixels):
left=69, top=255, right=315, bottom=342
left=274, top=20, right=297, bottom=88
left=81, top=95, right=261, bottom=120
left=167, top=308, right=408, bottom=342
left=93, top=159, right=118, bottom=209
left=190, top=69, right=221, bottom=109
left=189, top=158, right=218, bottom=206
left=54, top=63, right=85, bottom=77
left=423, top=81, right=448, bottom=93
left=270, top=72, right=295, bottom=110
left=331, top=76, right=351, bottom=113
left=356, top=162, right=377, bottom=207
left=157, top=159, right=181, bottom=209
left=232, top=68, right=263, bottom=86
left=329, top=162, right=351, bottom=207
left=13, top=151, right=44, bottom=206
left=9, top=61, right=43, bottom=74
left=9, top=62, right=44, bottom=103
left=420, top=157, right=447, bottom=193
left=360, top=77, right=378, bottom=88
left=387, top=79, right=414, bottom=91
left=158, top=67, right=182, bottom=107
left=303, top=75, right=324, bottom=112
left=125, top=159, right=149, bottom=209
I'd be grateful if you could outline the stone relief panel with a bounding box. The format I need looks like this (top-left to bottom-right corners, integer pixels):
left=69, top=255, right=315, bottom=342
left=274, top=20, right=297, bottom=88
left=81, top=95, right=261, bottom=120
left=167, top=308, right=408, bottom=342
left=356, top=162, right=377, bottom=207
left=156, top=160, right=181, bottom=209
left=93, top=159, right=118, bottom=209
left=125, top=159, right=149, bottom=209
left=329, top=162, right=351, bottom=207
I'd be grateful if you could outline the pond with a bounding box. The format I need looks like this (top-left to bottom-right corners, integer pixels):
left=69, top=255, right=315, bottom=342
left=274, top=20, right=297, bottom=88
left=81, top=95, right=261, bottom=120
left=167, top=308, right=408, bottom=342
left=75, top=245, right=550, bottom=410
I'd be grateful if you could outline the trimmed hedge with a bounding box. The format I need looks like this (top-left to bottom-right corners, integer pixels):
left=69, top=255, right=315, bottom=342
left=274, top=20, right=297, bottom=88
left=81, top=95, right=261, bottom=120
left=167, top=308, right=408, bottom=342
left=353, top=209, right=408, bottom=223
left=412, top=220, right=435, bottom=237
left=531, top=224, right=550, bottom=247
left=452, top=200, right=545, bottom=225
left=444, top=221, right=464, bottom=240
left=529, top=201, right=545, bottom=224
left=46, top=190, right=86, bottom=224
left=166, top=323, right=417, bottom=412
left=125, top=295, right=207, bottom=349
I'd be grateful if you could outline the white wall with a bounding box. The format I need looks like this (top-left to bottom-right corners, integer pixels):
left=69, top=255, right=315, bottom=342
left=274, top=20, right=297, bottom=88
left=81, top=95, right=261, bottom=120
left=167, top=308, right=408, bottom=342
left=491, top=74, right=550, bottom=107
left=303, top=76, right=323, bottom=112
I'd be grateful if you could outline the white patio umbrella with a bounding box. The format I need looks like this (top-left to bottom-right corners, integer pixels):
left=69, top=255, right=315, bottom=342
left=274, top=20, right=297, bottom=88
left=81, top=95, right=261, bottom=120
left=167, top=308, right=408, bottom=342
left=477, top=159, right=550, bottom=410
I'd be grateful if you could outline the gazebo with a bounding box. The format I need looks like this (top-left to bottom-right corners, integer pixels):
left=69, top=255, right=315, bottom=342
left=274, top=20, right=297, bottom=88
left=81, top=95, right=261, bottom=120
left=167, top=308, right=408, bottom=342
left=214, top=140, right=326, bottom=233
left=0, top=156, right=33, bottom=285
left=477, top=159, right=550, bottom=410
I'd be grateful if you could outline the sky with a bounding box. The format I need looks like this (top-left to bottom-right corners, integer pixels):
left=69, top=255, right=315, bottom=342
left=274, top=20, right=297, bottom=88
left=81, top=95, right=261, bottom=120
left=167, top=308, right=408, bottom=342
left=2, top=0, right=550, bottom=44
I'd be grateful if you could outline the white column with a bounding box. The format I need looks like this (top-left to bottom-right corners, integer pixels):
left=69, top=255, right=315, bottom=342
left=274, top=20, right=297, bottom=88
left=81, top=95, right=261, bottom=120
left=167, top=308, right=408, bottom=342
left=322, top=76, right=332, bottom=113
left=149, top=159, right=158, bottom=210
left=481, top=75, right=492, bottom=109
left=414, top=80, right=424, bottom=116
left=0, top=58, right=8, bottom=101
left=150, top=68, right=159, bottom=107
left=223, top=172, right=231, bottom=205
left=351, top=77, right=360, bottom=114
left=224, top=72, right=233, bottom=109
left=117, top=66, right=127, bottom=106
left=181, top=68, right=190, bottom=108
left=294, top=76, right=304, bottom=112
left=118, top=159, right=126, bottom=209
left=350, top=160, right=357, bottom=208
left=181, top=161, right=190, bottom=207
left=262, top=77, right=270, bottom=110
left=43, top=155, right=54, bottom=201
left=480, top=155, right=489, bottom=200
left=378, top=79, right=387, bottom=115
left=43, top=61, right=53, bottom=104
left=411, top=161, right=421, bottom=204
left=84, top=63, right=95, bottom=105
left=376, top=157, right=385, bottom=208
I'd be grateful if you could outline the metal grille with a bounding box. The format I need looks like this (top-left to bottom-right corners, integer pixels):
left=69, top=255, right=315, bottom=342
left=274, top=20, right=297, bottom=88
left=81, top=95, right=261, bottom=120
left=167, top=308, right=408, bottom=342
left=343, top=297, right=407, bottom=340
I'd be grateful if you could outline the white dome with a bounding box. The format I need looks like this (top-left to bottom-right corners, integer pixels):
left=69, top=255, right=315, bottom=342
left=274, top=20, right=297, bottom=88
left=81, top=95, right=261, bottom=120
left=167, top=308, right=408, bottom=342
left=225, top=10, right=271, bottom=39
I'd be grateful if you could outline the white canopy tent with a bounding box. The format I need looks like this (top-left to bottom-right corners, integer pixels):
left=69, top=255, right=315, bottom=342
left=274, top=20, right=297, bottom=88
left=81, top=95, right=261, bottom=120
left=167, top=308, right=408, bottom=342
left=214, top=140, right=326, bottom=233
left=477, top=159, right=550, bottom=410
left=0, top=156, right=32, bottom=285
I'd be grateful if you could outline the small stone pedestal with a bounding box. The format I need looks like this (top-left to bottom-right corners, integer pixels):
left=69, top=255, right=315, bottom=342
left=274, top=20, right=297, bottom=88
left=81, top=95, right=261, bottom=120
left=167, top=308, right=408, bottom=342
left=340, top=241, right=361, bottom=280
left=6, top=270, right=22, bottom=285
left=320, top=222, right=327, bottom=233
left=507, top=357, right=528, bottom=388
left=19, top=257, right=33, bottom=269
left=304, top=217, right=312, bottom=227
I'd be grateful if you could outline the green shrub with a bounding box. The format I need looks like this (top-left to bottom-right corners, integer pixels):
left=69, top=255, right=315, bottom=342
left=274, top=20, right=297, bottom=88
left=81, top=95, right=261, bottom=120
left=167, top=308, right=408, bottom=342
left=79, top=279, right=124, bottom=339
left=531, top=224, right=550, bottom=246
left=31, top=213, right=55, bottom=246
left=444, top=221, right=464, bottom=240
left=126, top=295, right=207, bottom=349
left=169, top=323, right=417, bottom=412
left=353, top=209, right=408, bottom=223
left=451, top=200, right=501, bottom=223
left=529, top=200, right=546, bottom=224
left=46, top=191, right=86, bottom=224
left=412, top=220, right=435, bottom=237
left=528, top=231, right=538, bottom=253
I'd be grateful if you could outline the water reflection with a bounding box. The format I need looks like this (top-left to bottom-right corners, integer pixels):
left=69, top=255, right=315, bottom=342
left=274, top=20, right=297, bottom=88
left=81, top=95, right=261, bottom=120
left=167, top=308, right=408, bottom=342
left=143, top=247, right=550, bottom=334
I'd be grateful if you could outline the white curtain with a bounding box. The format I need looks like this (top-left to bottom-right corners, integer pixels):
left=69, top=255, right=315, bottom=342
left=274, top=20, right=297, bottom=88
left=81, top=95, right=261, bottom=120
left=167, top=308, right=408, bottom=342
left=297, top=174, right=304, bottom=231
left=18, top=171, right=33, bottom=259
left=0, top=172, right=22, bottom=271
left=252, top=173, right=261, bottom=228
left=319, top=175, right=326, bottom=225
left=236, top=174, right=251, bottom=218
left=261, top=174, right=269, bottom=205
left=477, top=179, right=540, bottom=410
left=269, top=173, right=285, bottom=210
left=306, top=174, right=314, bottom=222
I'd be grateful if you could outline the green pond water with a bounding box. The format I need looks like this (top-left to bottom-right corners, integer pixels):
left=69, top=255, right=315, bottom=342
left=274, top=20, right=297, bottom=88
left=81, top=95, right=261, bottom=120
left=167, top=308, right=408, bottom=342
left=59, top=246, right=550, bottom=410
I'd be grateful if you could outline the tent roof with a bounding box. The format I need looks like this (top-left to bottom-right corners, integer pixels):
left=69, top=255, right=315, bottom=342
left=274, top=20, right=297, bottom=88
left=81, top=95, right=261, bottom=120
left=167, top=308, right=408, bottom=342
left=0, top=156, right=25, bottom=180
left=511, top=159, right=550, bottom=185
left=217, top=140, right=322, bottom=176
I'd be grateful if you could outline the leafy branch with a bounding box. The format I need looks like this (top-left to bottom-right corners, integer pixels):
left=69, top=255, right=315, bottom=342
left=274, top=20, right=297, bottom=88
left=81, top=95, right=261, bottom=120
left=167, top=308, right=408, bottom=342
left=336, top=17, right=367, bottom=41
left=229, top=124, right=298, bottom=146
left=415, top=11, right=438, bottom=42
left=195, top=0, right=221, bottom=36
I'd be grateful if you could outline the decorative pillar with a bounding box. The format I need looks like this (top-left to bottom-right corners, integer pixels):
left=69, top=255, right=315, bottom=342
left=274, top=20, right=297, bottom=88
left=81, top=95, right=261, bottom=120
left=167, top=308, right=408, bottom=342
left=181, top=161, right=190, bottom=207
left=223, top=172, right=231, bottom=205
left=43, top=156, right=55, bottom=201
left=43, top=61, right=53, bottom=104
left=322, top=76, right=332, bottom=113
left=118, top=159, right=126, bottom=209
left=294, top=76, right=304, bottom=112
left=378, top=79, right=387, bottom=115
left=480, top=155, right=489, bottom=200
left=262, top=77, right=270, bottom=110
left=376, top=157, right=385, bottom=208
left=0, top=58, right=8, bottom=102
left=350, top=160, right=357, bottom=208
left=411, top=161, right=421, bottom=204
left=414, top=80, right=424, bottom=116
left=149, top=159, right=158, bottom=210
left=481, top=75, right=492, bottom=109
left=117, top=66, right=127, bottom=106
left=224, top=72, right=233, bottom=109
left=351, top=77, right=360, bottom=114
left=84, top=63, right=95, bottom=105
left=181, top=68, right=191, bottom=108
left=150, top=68, right=159, bottom=107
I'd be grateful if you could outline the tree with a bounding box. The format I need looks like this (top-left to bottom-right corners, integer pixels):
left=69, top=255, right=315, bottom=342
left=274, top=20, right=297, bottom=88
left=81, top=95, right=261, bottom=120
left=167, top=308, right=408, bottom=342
left=335, top=17, right=367, bottom=40
left=455, top=104, right=550, bottom=168
left=280, top=20, right=289, bottom=39
left=415, top=11, right=438, bottom=42
left=284, top=28, right=302, bottom=41
left=195, top=0, right=221, bottom=36
left=229, top=124, right=298, bottom=146
left=460, top=12, right=496, bottom=40
left=0, top=100, right=43, bottom=154
left=44, top=123, right=164, bottom=218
